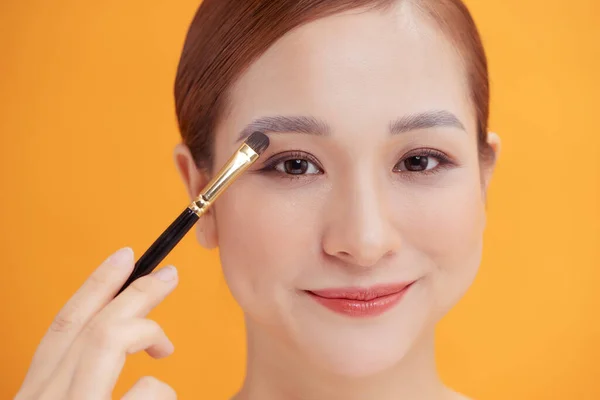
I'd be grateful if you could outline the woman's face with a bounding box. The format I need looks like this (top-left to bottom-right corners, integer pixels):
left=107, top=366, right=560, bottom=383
left=178, top=4, right=497, bottom=377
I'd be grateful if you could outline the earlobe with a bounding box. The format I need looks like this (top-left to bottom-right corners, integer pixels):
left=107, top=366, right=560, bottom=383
left=173, top=143, right=219, bottom=250
left=483, top=131, right=501, bottom=190
left=487, top=132, right=501, bottom=162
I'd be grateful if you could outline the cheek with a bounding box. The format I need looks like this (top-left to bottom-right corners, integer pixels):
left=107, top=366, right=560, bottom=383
left=411, top=182, right=485, bottom=256
left=399, top=172, right=486, bottom=311
left=213, top=181, right=322, bottom=320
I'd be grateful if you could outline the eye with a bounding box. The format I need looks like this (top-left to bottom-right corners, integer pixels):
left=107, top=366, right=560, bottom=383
left=275, top=159, right=321, bottom=175
left=397, top=155, right=439, bottom=172
left=259, top=151, right=324, bottom=177
left=393, top=149, right=452, bottom=174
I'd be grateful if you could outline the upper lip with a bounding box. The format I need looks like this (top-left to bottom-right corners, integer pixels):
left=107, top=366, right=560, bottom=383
left=307, top=282, right=415, bottom=301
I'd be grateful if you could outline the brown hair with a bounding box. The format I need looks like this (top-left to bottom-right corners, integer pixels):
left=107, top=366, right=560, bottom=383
left=174, top=0, right=492, bottom=169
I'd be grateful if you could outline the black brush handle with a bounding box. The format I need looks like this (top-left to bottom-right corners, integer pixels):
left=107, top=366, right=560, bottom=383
left=116, top=207, right=199, bottom=296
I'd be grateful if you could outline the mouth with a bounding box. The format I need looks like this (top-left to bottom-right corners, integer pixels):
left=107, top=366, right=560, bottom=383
left=305, top=282, right=415, bottom=318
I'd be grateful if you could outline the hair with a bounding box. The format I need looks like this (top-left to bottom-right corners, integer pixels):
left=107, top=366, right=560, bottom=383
left=174, top=0, right=493, bottom=170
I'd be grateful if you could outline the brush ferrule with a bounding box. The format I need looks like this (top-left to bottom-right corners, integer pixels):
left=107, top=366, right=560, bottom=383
left=192, top=143, right=258, bottom=214
left=188, top=196, right=209, bottom=217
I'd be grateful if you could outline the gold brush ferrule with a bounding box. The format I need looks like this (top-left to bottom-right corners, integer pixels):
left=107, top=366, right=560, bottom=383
left=187, top=143, right=259, bottom=217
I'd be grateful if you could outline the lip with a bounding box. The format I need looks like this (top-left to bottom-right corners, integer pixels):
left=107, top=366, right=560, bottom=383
left=306, top=282, right=415, bottom=318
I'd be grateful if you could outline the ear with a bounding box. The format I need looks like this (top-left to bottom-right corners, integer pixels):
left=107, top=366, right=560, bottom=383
left=173, top=143, right=218, bottom=249
left=482, top=131, right=501, bottom=191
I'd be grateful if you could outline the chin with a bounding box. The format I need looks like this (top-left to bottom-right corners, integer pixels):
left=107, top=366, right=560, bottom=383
left=287, top=285, right=435, bottom=378
left=293, top=321, right=429, bottom=378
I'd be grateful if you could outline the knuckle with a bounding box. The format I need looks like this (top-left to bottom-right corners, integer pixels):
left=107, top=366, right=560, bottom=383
left=49, top=313, right=76, bottom=334
left=83, top=320, right=119, bottom=350
left=88, top=268, right=112, bottom=288
left=128, top=277, right=151, bottom=294
left=146, top=318, right=163, bottom=333
left=141, top=319, right=168, bottom=346
left=48, top=298, right=84, bottom=334
left=125, top=272, right=172, bottom=298
left=127, top=274, right=164, bottom=297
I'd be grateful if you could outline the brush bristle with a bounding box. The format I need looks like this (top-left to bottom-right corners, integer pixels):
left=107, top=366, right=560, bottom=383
left=245, top=131, right=270, bottom=156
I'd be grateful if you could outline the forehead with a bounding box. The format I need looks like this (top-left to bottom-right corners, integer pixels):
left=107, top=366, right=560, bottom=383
left=224, top=2, right=474, bottom=138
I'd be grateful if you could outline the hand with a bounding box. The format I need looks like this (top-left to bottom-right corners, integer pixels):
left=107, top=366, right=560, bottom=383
left=15, top=247, right=179, bottom=400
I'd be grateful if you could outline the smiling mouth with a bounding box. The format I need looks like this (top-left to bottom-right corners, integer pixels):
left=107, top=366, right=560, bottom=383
left=305, top=282, right=415, bottom=318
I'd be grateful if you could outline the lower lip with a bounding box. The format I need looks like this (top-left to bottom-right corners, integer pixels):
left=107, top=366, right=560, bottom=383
left=306, top=284, right=413, bottom=318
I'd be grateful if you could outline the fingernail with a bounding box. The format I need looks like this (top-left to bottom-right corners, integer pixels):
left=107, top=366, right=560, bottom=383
left=108, top=247, right=133, bottom=267
left=154, top=266, right=177, bottom=281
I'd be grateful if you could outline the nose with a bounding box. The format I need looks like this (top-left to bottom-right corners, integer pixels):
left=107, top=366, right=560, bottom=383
left=321, top=175, right=402, bottom=269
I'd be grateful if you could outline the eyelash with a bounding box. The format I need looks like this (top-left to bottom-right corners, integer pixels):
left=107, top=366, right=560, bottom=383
left=259, top=151, right=324, bottom=179
left=394, top=148, right=454, bottom=177
left=257, top=148, right=455, bottom=180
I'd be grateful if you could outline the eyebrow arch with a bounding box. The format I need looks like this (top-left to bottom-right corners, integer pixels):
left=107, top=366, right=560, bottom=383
left=237, top=115, right=330, bottom=142
left=237, top=110, right=465, bottom=142
left=389, top=110, right=466, bottom=134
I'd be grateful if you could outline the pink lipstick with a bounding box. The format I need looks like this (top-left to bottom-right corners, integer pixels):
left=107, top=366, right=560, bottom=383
left=306, top=282, right=414, bottom=317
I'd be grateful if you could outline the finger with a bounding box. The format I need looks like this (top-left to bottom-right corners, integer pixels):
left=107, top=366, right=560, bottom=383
left=99, top=265, right=178, bottom=321
left=21, top=247, right=135, bottom=390
left=46, top=266, right=177, bottom=398
left=121, top=376, right=177, bottom=400
left=66, top=318, right=174, bottom=400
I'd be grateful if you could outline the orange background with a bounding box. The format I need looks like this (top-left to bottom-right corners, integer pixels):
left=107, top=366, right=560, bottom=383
left=1, top=1, right=599, bottom=398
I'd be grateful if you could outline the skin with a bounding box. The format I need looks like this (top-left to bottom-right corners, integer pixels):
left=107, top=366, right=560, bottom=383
left=176, top=2, right=499, bottom=399
left=15, top=248, right=179, bottom=399
left=16, top=2, right=499, bottom=400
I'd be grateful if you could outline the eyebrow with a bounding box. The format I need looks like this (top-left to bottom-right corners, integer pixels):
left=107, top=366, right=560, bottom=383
left=389, top=110, right=466, bottom=134
left=237, top=116, right=330, bottom=142
left=237, top=110, right=465, bottom=141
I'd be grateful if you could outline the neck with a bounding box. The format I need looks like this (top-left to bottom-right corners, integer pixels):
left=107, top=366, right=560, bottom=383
left=233, top=320, right=449, bottom=400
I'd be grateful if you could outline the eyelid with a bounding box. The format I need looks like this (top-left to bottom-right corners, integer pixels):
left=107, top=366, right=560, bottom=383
left=396, top=148, right=453, bottom=165
left=259, top=151, right=324, bottom=173
left=392, top=147, right=456, bottom=179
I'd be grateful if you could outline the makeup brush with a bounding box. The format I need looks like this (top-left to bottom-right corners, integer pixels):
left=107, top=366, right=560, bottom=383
left=116, top=131, right=270, bottom=296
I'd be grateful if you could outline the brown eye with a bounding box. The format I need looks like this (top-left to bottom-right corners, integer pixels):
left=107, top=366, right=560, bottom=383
left=405, top=156, right=429, bottom=171
left=394, top=155, right=441, bottom=172
left=285, top=159, right=308, bottom=174
left=275, top=158, right=320, bottom=175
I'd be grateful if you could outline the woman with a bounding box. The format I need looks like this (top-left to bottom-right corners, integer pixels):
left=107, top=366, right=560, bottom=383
left=15, top=0, right=500, bottom=398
